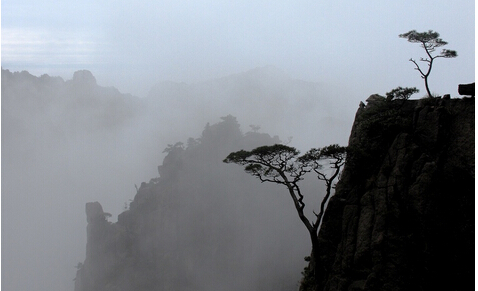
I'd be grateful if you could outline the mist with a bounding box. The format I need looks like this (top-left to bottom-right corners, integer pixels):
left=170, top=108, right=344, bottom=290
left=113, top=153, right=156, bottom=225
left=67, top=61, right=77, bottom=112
left=2, top=67, right=353, bottom=291
left=2, top=1, right=474, bottom=290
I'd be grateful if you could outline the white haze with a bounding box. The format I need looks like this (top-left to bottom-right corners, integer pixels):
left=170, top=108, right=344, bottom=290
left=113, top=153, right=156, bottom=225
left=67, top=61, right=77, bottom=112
left=2, top=67, right=354, bottom=291
left=1, top=1, right=475, bottom=291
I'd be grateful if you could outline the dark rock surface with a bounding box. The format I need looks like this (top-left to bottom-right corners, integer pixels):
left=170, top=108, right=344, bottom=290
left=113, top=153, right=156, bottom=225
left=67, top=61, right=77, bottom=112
left=458, top=82, right=475, bottom=97
left=313, top=97, right=474, bottom=291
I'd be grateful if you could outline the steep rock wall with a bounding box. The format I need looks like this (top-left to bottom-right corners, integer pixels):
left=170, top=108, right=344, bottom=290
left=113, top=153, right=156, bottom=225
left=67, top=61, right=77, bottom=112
left=315, top=97, right=474, bottom=291
left=74, top=116, right=310, bottom=291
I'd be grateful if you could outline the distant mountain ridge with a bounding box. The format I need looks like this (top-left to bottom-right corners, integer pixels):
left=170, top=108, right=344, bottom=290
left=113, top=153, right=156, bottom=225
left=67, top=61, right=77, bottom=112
left=2, top=68, right=140, bottom=138
left=145, top=65, right=351, bottom=150
left=2, top=66, right=351, bottom=291
left=2, top=66, right=351, bottom=148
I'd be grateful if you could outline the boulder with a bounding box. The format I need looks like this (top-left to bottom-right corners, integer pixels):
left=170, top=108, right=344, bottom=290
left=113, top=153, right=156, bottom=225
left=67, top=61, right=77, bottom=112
left=458, top=82, right=475, bottom=97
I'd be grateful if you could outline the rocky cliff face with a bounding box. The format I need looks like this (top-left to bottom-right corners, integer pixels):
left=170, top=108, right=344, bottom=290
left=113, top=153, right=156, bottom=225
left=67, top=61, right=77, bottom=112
left=313, top=97, right=474, bottom=291
left=74, top=116, right=311, bottom=291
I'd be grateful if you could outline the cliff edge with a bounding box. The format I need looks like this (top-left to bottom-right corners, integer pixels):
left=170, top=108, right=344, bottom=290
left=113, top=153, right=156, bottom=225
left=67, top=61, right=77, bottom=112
left=312, top=96, right=474, bottom=291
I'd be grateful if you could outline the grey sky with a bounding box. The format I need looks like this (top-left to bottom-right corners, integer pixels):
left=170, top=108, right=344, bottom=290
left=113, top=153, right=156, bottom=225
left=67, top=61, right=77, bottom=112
left=2, top=0, right=475, bottom=98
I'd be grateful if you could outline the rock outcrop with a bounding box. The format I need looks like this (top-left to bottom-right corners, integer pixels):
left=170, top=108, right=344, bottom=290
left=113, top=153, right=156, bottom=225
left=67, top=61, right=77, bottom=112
left=311, top=97, right=474, bottom=291
left=74, top=116, right=307, bottom=291
left=75, top=202, right=132, bottom=291
left=458, top=82, right=475, bottom=97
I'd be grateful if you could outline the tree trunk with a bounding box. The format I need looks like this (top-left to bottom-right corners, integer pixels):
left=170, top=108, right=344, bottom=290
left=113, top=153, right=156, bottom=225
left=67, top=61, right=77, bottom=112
left=424, top=76, right=433, bottom=98
left=309, top=231, right=324, bottom=290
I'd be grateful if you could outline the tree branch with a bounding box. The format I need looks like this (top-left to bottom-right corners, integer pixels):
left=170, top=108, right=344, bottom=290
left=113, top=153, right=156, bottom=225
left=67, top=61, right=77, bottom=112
left=410, top=58, right=427, bottom=78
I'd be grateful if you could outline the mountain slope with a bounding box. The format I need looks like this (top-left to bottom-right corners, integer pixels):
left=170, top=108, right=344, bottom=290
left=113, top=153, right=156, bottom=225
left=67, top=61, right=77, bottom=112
left=74, top=116, right=317, bottom=291
left=308, top=96, right=475, bottom=291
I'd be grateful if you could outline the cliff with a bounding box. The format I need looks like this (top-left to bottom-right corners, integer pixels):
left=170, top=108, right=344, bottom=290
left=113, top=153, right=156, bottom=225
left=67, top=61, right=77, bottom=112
left=74, top=115, right=311, bottom=291
left=74, top=96, right=474, bottom=291
left=312, top=96, right=474, bottom=291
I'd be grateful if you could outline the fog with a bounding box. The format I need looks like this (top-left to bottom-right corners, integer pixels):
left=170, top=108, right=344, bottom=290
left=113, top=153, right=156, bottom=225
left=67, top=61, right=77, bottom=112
left=2, top=67, right=353, bottom=290
left=1, top=1, right=475, bottom=291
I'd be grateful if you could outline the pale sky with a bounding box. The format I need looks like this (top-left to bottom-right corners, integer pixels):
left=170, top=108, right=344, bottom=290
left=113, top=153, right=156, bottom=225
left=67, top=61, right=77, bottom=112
left=2, top=0, right=475, bottom=98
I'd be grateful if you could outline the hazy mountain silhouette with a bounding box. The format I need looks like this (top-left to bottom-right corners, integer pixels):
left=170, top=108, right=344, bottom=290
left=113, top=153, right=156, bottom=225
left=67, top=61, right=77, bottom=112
left=145, top=65, right=353, bottom=152
left=74, top=115, right=322, bottom=291
left=2, top=66, right=350, bottom=291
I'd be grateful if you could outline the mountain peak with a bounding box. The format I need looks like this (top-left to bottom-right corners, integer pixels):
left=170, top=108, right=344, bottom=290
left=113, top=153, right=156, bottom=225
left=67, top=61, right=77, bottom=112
left=72, top=70, right=97, bottom=85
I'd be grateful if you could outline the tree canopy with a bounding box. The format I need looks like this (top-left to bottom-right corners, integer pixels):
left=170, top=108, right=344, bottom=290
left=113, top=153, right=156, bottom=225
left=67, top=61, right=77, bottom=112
left=224, top=144, right=303, bottom=183
left=385, top=86, right=419, bottom=101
